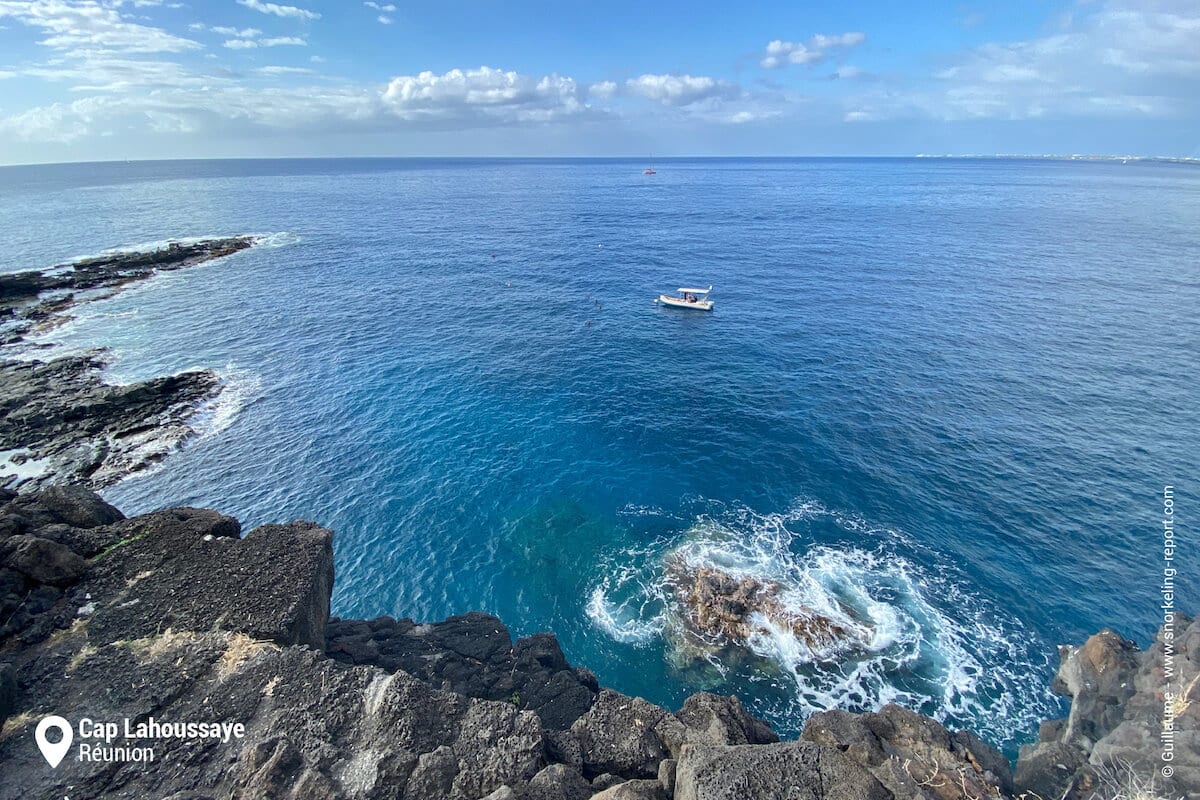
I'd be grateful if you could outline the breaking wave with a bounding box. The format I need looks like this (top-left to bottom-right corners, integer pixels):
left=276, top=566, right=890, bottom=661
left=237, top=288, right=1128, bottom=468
left=586, top=498, right=1057, bottom=750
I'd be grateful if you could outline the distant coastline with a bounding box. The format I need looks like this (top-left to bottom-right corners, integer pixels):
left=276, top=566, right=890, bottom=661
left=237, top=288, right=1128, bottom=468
left=914, top=153, right=1200, bottom=164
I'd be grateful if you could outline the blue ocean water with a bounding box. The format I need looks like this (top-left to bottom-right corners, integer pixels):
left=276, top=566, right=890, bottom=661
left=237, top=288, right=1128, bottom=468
left=2, top=157, right=1197, bottom=752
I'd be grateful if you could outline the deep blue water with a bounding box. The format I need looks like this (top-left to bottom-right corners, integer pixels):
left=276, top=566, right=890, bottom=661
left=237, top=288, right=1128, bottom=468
left=2, top=157, right=1197, bottom=752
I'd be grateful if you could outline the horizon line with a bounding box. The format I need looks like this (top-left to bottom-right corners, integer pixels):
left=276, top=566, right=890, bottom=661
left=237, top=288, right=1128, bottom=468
left=3, top=153, right=1199, bottom=170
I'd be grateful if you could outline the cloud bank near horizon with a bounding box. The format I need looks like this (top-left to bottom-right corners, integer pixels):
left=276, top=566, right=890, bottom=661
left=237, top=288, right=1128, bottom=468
left=0, top=0, right=1196, bottom=163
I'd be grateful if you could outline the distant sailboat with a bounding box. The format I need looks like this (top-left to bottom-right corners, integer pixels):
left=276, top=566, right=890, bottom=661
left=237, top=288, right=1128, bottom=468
left=644, top=155, right=656, bottom=175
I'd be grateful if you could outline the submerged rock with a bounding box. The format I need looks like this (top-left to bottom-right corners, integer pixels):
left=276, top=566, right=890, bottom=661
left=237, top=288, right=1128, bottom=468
left=666, top=562, right=872, bottom=660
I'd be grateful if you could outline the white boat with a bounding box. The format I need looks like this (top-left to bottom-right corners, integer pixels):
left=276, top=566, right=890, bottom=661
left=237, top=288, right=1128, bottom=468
left=658, top=285, right=713, bottom=311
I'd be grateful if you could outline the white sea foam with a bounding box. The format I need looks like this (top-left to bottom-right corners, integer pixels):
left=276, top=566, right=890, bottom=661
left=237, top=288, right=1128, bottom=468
left=585, top=587, right=662, bottom=645
left=585, top=497, right=1056, bottom=748
left=0, top=449, right=51, bottom=487
left=191, top=364, right=263, bottom=440
left=255, top=231, right=301, bottom=249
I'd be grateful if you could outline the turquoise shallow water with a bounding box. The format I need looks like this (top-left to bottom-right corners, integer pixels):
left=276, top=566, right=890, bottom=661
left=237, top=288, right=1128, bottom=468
left=2, top=157, right=1197, bottom=752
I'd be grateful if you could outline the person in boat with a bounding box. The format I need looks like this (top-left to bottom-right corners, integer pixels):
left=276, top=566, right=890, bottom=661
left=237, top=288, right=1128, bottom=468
left=685, top=292, right=696, bottom=303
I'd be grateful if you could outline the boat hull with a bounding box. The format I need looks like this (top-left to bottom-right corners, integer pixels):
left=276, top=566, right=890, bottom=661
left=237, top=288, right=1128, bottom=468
left=659, top=294, right=713, bottom=311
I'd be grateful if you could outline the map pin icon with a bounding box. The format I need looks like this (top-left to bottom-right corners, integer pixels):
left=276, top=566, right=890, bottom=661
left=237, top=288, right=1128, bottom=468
left=35, top=716, right=73, bottom=768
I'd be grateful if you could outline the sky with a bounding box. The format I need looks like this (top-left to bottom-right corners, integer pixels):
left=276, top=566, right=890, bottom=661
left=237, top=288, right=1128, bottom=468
left=0, top=0, right=1197, bottom=165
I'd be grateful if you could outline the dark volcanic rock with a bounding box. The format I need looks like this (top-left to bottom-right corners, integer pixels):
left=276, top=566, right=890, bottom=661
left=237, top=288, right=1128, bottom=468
left=0, top=661, right=14, bottom=728
left=326, top=612, right=599, bottom=730
left=83, top=509, right=332, bottom=650
left=802, top=703, right=1013, bottom=800
left=591, top=779, right=667, bottom=799
left=571, top=690, right=679, bottom=779
left=674, top=741, right=891, bottom=800
left=571, top=689, right=791, bottom=783
left=0, top=271, right=51, bottom=304
left=524, top=763, right=594, bottom=800
left=1054, top=629, right=1141, bottom=749
left=0, top=237, right=255, bottom=307
left=2, top=534, right=88, bottom=586
left=5, top=484, right=123, bottom=528
left=1, top=631, right=546, bottom=800
left=0, top=237, right=256, bottom=488
left=0, top=354, right=220, bottom=489
left=1016, top=618, right=1200, bottom=799
left=673, top=692, right=779, bottom=750
left=2, top=488, right=1189, bottom=800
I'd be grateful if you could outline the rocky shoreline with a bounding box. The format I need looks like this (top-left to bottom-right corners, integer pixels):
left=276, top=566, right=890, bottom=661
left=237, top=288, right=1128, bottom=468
left=0, top=237, right=256, bottom=490
left=0, top=487, right=1194, bottom=799
left=0, top=236, right=1193, bottom=798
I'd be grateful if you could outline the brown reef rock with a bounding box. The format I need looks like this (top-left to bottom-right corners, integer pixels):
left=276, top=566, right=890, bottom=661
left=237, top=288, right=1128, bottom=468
left=669, top=562, right=872, bottom=657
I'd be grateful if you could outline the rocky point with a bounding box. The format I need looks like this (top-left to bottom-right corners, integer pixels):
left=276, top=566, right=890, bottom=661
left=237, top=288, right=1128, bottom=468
left=0, top=237, right=257, bottom=490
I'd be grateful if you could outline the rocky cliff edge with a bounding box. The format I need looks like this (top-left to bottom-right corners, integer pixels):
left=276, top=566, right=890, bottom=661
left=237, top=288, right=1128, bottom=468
left=0, top=487, right=1194, bottom=800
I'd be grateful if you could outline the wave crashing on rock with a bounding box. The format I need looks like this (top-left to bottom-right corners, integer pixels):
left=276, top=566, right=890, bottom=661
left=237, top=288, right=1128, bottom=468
left=587, top=499, right=1059, bottom=751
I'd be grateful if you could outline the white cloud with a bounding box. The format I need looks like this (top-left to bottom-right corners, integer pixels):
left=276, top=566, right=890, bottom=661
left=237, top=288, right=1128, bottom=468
left=189, top=23, right=263, bottom=37
left=724, top=109, right=779, bottom=124
left=22, top=51, right=228, bottom=91
left=890, top=1, right=1200, bottom=121
left=588, top=80, right=617, bottom=99
left=5, top=0, right=1192, bottom=155
left=377, top=14, right=391, bottom=24
left=236, top=0, right=319, bottom=21
left=382, top=66, right=588, bottom=124
left=364, top=1, right=395, bottom=10
left=831, top=65, right=866, bottom=80
left=624, top=73, right=741, bottom=106
left=0, top=101, right=91, bottom=143
left=224, top=35, right=306, bottom=48
left=213, top=26, right=262, bottom=37
left=761, top=32, right=865, bottom=69
left=0, top=0, right=202, bottom=53
left=257, top=65, right=314, bottom=75
left=0, top=84, right=381, bottom=144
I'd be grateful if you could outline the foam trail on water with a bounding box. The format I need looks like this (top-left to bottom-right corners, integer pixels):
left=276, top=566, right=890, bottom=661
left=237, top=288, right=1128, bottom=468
left=192, top=364, right=264, bottom=439
left=255, top=231, right=301, bottom=248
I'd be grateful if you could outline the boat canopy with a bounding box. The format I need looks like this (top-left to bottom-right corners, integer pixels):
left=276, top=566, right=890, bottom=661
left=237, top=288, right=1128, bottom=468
left=677, top=286, right=712, bottom=294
